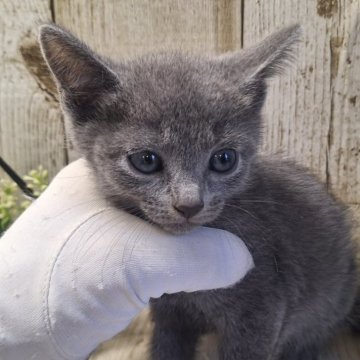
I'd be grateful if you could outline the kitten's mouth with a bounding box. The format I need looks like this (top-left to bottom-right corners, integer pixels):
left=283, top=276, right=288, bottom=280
left=144, top=210, right=223, bottom=235
left=141, top=205, right=223, bottom=235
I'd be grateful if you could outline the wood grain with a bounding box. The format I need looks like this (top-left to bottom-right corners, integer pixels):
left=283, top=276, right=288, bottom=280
left=243, top=0, right=331, bottom=183
left=54, top=0, right=242, bottom=58
left=0, top=0, right=66, bottom=178
left=328, top=2, right=360, bottom=204
left=243, top=0, right=360, bottom=206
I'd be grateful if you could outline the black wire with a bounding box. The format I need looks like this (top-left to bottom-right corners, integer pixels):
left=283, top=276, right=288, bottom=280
left=0, top=157, right=36, bottom=199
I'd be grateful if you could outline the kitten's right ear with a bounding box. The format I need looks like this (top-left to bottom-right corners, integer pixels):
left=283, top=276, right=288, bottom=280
left=39, top=24, right=119, bottom=108
left=219, top=25, right=302, bottom=82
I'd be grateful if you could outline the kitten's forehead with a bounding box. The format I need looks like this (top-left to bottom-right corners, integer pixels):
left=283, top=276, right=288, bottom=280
left=119, top=53, right=240, bottom=146
left=160, top=120, right=216, bottom=149
left=124, top=54, right=218, bottom=109
left=117, top=115, right=217, bottom=153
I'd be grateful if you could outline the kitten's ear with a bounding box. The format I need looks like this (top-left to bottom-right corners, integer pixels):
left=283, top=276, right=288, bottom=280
left=39, top=24, right=119, bottom=107
left=220, top=24, right=302, bottom=82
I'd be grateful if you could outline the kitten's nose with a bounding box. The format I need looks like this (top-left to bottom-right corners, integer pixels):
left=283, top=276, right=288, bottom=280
left=173, top=201, right=204, bottom=219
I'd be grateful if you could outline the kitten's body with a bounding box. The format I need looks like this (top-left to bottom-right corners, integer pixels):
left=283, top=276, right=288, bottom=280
left=151, top=159, right=357, bottom=359
left=39, top=24, right=359, bottom=359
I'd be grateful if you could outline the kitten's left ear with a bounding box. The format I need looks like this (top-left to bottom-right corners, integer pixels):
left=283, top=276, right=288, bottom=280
left=39, top=24, right=119, bottom=109
left=219, top=24, right=302, bottom=82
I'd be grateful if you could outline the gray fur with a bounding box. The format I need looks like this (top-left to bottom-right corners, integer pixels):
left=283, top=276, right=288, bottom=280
left=40, top=24, right=358, bottom=360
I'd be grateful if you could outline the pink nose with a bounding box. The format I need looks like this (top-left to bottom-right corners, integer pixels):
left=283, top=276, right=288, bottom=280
left=173, top=201, right=204, bottom=219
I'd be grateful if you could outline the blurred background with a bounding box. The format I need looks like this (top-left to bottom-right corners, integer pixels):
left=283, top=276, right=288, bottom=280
left=1, top=0, right=360, bottom=359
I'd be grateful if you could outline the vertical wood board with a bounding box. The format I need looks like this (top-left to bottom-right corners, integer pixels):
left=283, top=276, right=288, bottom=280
left=328, top=1, right=360, bottom=204
left=243, top=0, right=360, bottom=205
left=0, top=0, right=66, bottom=178
left=243, top=0, right=331, bottom=183
left=54, top=0, right=243, bottom=58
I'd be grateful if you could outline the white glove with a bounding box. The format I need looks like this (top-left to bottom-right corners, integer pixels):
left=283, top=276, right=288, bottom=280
left=0, top=159, right=253, bottom=360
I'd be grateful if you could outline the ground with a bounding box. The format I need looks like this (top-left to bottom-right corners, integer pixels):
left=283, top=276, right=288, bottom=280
left=90, top=309, right=360, bottom=360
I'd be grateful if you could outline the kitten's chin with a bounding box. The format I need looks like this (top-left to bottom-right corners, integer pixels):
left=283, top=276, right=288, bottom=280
left=157, top=222, right=200, bottom=235
left=151, top=215, right=222, bottom=235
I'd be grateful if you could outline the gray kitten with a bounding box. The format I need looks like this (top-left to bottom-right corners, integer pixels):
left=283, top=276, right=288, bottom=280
left=39, top=24, right=359, bottom=360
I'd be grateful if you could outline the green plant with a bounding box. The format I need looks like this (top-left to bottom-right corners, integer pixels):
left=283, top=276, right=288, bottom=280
left=23, top=165, right=49, bottom=199
left=0, top=166, right=49, bottom=234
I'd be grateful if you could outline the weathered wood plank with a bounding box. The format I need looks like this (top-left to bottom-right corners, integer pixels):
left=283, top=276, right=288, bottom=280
left=243, top=0, right=360, bottom=205
left=53, top=0, right=242, bottom=58
left=243, top=0, right=332, bottom=185
left=90, top=311, right=153, bottom=360
left=0, top=0, right=67, bottom=178
left=328, top=2, right=360, bottom=204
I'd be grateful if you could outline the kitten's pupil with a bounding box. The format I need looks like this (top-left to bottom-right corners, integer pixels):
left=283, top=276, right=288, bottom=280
left=128, top=151, right=163, bottom=174
left=210, top=149, right=237, bottom=173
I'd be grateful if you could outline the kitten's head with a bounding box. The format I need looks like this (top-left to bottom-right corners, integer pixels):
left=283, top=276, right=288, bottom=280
left=39, top=24, right=301, bottom=233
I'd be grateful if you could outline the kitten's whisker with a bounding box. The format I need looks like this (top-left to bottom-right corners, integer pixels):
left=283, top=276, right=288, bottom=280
left=221, top=205, right=275, bottom=255
left=237, top=199, right=283, bottom=206
left=217, top=214, right=247, bottom=243
left=222, top=204, right=269, bottom=237
left=219, top=213, right=272, bottom=260
left=223, top=203, right=264, bottom=223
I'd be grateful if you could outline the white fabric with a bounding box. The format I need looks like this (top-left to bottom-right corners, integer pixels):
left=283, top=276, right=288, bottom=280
left=0, top=159, right=253, bottom=360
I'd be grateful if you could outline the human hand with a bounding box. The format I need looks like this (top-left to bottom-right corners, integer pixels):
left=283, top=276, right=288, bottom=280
left=0, top=159, right=253, bottom=360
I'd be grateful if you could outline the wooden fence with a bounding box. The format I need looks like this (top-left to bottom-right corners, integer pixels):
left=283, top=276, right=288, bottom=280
left=1, top=0, right=359, bottom=219
left=1, top=1, right=360, bottom=359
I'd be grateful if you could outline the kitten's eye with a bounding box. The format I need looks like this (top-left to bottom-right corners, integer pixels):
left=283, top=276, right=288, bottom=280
left=209, top=149, right=237, bottom=173
left=128, top=151, right=163, bottom=174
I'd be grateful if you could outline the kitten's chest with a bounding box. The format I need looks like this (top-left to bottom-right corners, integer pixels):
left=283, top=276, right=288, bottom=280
left=161, top=290, right=230, bottom=326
